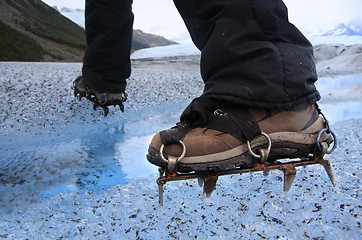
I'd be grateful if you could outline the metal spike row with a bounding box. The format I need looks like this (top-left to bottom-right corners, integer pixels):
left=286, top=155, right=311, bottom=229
left=85, top=96, right=121, bottom=117
left=156, top=154, right=336, bottom=206
left=81, top=95, right=109, bottom=117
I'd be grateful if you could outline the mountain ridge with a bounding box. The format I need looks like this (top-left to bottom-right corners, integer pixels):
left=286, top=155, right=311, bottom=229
left=0, top=0, right=86, bottom=61
left=0, top=0, right=176, bottom=62
left=55, top=6, right=177, bottom=51
left=322, top=22, right=362, bottom=36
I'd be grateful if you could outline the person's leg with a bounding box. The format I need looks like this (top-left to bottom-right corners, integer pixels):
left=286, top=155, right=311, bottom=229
left=174, top=0, right=319, bottom=110
left=74, top=0, right=133, bottom=115
left=147, top=0, right=333, bottom=173
left=82, top=0, right=133, bottom=93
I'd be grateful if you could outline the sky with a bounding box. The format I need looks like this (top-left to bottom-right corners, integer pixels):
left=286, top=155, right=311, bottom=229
left=43, top=0, right=361, bottom=40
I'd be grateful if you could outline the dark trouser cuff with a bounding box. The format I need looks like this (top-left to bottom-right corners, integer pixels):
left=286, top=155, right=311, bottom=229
left=82, top=71, right=127, bottom=93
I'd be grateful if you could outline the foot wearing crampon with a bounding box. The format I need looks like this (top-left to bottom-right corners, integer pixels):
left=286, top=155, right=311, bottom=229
left=73, top=75, right=127, bottom=116
left=147, top=98, right=335, bottom=175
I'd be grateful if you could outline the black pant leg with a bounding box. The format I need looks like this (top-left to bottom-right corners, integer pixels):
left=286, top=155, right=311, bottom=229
left=82, top=0, right=134, bottom=92
left=174, top=0, right=320, bottom=110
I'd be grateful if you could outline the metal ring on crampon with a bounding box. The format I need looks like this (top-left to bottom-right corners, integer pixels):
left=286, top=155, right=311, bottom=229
left=317, top=128, right=337, bottom=154
left=247, top=132, right=272, bottom=159
left=160, top=140, right=186, bottom=173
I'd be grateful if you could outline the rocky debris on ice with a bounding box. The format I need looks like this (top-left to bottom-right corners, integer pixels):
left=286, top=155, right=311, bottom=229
left=0, top=39, right=361, bottom=239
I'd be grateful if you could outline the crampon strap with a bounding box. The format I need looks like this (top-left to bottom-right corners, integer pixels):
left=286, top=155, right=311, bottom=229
left=159, top=123, right=189, bottom=145
left=160, top=96, right=261, bottom=145
left=207, top=105, right=261, bottom=142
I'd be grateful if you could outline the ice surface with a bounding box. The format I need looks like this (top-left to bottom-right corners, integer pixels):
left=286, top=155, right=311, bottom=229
left=309, top=36, right=362, bottom=46
left=0, top=39, right=361, bottom=239
left=131, top=43, right=200, bottom=59
left=1, top=119, right=361, bottom=239
left=316, top=75, right=362, bottom=123
left=314, top=44, right=362, bottom=76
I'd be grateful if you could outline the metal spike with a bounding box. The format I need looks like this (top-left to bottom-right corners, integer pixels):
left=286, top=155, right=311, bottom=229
left=118, top=104, right=124, bottom=112
left=158, top=181, right=164, bottom=206
left=157, top=168, right=165, bottom=206
left=283, top=167, right=297, bottom=192
left=103, top=107, right=109, bottom=117
left=203, top=175, right=218, bottom=197
left=322, top=160, right=336, bottom=186
left=198, top=177, right=204, bottom=187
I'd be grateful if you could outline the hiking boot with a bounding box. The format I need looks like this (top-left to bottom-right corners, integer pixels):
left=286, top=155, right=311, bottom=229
left=147, top=103, right=334, bottom=174
left=73, top=75, right=127, bottom=116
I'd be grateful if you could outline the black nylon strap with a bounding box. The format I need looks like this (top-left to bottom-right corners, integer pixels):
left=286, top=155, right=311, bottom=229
left=207, top=115, right=247, bottom=142
left=159, top=124, right=189, bottom=145
left=206, top=107, right=261, bottom=142
left=164, top=96, right=261, bottom=144
left=223, top=106, right=261, bottom=142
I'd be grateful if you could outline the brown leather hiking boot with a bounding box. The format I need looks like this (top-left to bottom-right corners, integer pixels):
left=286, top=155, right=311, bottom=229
left=147, top=104, right=333, bottom=173
left=73, top=76, right=127, bottom=116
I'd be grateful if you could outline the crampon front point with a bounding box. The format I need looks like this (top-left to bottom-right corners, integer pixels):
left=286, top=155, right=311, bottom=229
left=73, top=75, right=127, bottom=117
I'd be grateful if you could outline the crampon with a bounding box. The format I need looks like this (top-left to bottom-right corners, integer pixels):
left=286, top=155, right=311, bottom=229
left=156, top=128, right=337, bottom=206
left=73, top=76, right=128, bottom=117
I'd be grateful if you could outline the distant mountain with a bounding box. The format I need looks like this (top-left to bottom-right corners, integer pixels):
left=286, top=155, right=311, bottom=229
left=55, top=6, right=177, bottom=51
left=132, top=29, right=177, bottom=51
left=322, top=23, right=362, bottom=36
left=60, top=7, right=74, bottom=13
left=0, top=0, right=86, bottom=61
